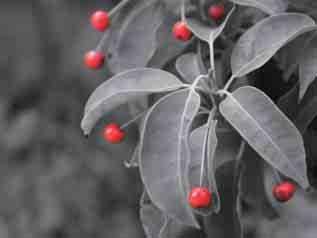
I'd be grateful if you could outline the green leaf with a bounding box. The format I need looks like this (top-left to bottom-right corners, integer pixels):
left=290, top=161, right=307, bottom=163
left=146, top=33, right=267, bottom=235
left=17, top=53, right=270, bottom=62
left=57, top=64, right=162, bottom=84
left=231, top=13, right=315, bottom=79
left=219, top=86, right=309, bottom=189
left=139, top=88, right=201, bottom=227
left=81, top=68, right=184, bottom=135
left=229, top=0, right=288, bottom=15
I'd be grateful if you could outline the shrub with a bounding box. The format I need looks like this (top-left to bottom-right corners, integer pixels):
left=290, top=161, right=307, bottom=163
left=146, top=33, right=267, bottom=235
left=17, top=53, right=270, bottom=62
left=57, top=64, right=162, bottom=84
left=82, top=0, right=317, bottom=237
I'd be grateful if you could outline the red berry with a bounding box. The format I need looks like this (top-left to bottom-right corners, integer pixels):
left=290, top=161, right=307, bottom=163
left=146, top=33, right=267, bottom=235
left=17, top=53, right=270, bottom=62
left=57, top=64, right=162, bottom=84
left=209, top=4, right=225, bottom=21
left=103, top=123, right=125, bottom=144
left=172, top=21, right=192, bottom=41
left=272, top=182, right=295, bottom=202
left=90, top=10, right=110, bottom=31
left=85, top=51, right=105, bottom=70
left=189, top=187, right=211, bottom=208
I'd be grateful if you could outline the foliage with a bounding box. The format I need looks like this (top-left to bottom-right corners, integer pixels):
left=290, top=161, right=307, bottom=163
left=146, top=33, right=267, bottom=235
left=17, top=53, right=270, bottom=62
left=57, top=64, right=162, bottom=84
left=82, top=0, right=317, bottom=237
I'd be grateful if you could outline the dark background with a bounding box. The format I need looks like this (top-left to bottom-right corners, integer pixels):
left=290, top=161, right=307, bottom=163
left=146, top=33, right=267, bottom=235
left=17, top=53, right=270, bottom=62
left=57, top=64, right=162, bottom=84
left=0, top=1, right=144, bottom=237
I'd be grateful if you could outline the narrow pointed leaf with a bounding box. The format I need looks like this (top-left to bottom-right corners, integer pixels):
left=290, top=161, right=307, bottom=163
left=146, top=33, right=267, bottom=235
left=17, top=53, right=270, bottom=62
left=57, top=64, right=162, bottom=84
left=139, top=89, right=201, bottom=227
left=219, top=86, right=309, bottom=188
left=81, top=68, right=184, bottom=135
left=231, top=13, right=315, bottom=78
left=229, top=0, right=288, bottom=15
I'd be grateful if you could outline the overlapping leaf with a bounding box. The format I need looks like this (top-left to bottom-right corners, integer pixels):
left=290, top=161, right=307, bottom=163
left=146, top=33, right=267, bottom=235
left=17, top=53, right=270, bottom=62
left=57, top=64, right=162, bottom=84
left=189, top=116, right=220, bottom=215
left=295, top=79, right=317, bottom=133
left=139, top=88, right=201, bottom=227
left=184, top=4, right=236, bottom=43
left=229, top=0, right=288, bottom=15
left=231, top=13, right=315, bottom=79
left=176, top=53, right=203, bottom=83
left=81, top=68, right=184, bottom=135
left=106, top=0, right=164, bottom=73
left=298, top=34, right=317, bottom=100
left=244, top=164, right=317, bottom=238
left=219, top=86, right=309, bottom=188
left=140, top=192, right=166, bottom=238
left=148, top=14, right=190, bottom=68
left=203, top=161, right=242, bottom=238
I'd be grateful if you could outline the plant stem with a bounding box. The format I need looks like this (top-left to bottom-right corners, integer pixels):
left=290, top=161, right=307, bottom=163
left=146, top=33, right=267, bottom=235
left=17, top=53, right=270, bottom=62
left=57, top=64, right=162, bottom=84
left=223, top=75, right=235, bottom=91
left=120, top=110, right=146, bottom=129
left=109, top=0, right=131, bottom=17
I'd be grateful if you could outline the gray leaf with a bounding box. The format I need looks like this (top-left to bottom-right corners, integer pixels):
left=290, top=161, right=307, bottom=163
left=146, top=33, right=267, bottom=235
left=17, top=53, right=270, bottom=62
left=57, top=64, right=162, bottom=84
left=231, top=13, right=315, bottom=79
left=289, top=0, right=317, bottom=12
left=219, top=86, right=309, bottom=189
left=148, top=12, right=190, bottom=69
left=140, top=192, right=166, bottom=238
left=275, top=32, right=315, bottom=82
left=203, top=161, right=242, bottom=238
left=277, top=84, right=299, bottom=120
left=295, top=79, right=317, bottom=133
left=140, top=192, right=203, bottom=238
left=159, top=217, right=204, bottom=238
left=139, top=89, right=201, bottom=227
left=176, top=53, right=203, bottom=83
left=254, top=165, right=317, bottom=238
left=299, top=34, right=317, bottom=100
left=81, top=68, right=184, bottom=135
left=106, top=0, right=164, bottom=73
left=207, top=118, right=220, bottom=214
left=229, top=0, right=288, bottom=15
left=189, top=115, right=220, bottom=215
left=184, top=5, right=236, bottom=43
left=189, top=117, right=242, bottom=215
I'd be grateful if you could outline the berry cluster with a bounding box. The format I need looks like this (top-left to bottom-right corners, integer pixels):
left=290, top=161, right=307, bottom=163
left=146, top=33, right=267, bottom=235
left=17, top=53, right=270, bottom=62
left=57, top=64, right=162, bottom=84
left=85, top=2, right=297, bottom=213
left=84, top=4, right=226, bottom=71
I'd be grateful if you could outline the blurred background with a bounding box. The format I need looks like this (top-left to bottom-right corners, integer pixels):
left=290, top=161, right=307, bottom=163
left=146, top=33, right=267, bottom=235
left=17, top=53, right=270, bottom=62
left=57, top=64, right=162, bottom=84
left=0, top=1, right=144, bottom=237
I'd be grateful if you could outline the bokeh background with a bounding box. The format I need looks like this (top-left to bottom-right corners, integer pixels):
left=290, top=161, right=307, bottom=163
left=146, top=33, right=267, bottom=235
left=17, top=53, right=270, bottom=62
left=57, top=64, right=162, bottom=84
left=0, top=1, right=145, bottom=237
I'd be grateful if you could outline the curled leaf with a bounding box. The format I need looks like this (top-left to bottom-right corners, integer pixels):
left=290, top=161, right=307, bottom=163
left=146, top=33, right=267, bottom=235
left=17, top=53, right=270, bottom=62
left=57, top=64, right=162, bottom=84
left=81, top=68, right=184, bottom=135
